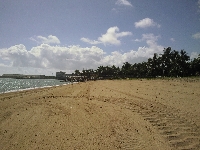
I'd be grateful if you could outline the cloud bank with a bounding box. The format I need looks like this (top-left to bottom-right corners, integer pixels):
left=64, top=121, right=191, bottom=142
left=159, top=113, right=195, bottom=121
left=0, top=34, right=164, bottom=75
left=135, top=18, right=161, bottom=28
left=81, top=26, right=132, bottom=46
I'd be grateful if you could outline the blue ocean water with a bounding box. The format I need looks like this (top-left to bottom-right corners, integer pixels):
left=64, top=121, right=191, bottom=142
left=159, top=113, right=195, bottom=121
left=0, top=78, right=68, bottom=94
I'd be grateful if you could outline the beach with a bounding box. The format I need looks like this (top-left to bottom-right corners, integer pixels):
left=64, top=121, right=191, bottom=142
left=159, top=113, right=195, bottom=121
left=0, top=79, right=200, bottom=150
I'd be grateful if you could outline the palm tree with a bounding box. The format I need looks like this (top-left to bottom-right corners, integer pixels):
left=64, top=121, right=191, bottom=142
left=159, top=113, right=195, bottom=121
left=161, top=47, right=173, bottom=77
left=122, top=62, right=132, bottom=78
left=74, top=69, right=80, bottom=76
left=179, top=50, right=190, bottom=77
left=190, top=54, right=200, bottom=76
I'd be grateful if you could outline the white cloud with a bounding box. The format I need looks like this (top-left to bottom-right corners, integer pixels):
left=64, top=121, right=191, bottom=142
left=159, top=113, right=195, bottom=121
left=135, top=33, right=160, bottom=43
left=141, top=33, right=160, bottom=41
left=98, top=27, right=132, bottom=45
left=30, top=35, right=60, bottom=44
left=131, top=33, right=163, bottom=58
left=115, top=0, right=132, bottom=7
left=0, top=33, right=164, bottom=75
left=81, top=26, right=132, bottom=46
left=135, top=18, right=161, bottom=28
left=80, top=38, right=101, bottom=45
left=170, top=38, right=175, bottom=42
left=134, top=39, right=142, bottom=42
left=190, top=52, right=199, bottom=60
left=192, top=32, right=200, bottom=39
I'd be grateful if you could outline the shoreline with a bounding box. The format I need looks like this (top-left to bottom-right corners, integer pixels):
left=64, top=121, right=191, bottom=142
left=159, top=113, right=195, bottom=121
left=0, top=78, right=71, bottom=94
left=0, top=84, right=64, bottom=95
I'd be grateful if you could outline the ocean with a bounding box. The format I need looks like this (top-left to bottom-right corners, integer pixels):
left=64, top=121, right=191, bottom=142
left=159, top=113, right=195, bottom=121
left=0, top=78, right=69, bottom=94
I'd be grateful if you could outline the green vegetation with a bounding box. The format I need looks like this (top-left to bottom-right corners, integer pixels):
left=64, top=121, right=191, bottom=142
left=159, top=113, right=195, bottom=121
left=73, top=47, right=200, bottom=79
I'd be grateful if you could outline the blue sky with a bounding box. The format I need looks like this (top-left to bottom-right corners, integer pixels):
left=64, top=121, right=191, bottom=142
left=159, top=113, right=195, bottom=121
left=0, top=0, right=200, bottom=75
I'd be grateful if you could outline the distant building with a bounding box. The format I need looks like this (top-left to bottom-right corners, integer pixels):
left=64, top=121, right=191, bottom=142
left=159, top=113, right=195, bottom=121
left=56, top=71, right=66, bottom=80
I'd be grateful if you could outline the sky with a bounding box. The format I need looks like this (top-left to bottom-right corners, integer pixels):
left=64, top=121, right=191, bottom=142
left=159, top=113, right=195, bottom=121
left=0, top=0, right=200, bottom=76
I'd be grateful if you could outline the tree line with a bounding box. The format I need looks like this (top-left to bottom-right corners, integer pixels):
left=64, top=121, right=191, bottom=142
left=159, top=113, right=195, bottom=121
left=72, top=47, right=200, bottom=79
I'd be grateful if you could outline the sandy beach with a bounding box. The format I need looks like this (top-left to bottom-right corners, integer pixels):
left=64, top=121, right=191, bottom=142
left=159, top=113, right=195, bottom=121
left=0, top=79, right=200, bottom=150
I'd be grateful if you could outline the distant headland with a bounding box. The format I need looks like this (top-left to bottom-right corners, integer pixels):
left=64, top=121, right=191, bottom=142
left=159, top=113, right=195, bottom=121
left=0, top=74, right=55, bottom=79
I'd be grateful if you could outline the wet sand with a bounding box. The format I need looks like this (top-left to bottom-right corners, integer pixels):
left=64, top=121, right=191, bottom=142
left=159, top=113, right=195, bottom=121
left=0, top=79, right=200, bottom=149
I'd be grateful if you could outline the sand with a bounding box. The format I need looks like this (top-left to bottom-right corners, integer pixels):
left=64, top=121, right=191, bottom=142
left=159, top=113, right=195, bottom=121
left=0, top=78, right=200, bottom=150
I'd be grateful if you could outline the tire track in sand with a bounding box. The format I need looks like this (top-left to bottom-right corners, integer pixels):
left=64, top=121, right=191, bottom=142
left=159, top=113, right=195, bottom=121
left=100, top=85, right=200, bottom=150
